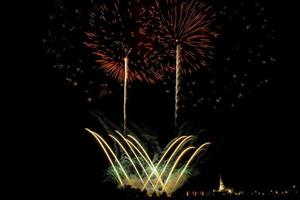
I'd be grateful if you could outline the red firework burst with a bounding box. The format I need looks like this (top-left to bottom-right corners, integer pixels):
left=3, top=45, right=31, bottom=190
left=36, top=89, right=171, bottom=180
left=85, top=0, right=162, bottom=84
left=154, top=0, right=219, bottom=74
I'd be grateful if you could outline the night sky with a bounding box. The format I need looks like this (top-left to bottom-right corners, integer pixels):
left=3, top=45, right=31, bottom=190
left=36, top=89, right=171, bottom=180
left=6, top=0, right=299, bottom=198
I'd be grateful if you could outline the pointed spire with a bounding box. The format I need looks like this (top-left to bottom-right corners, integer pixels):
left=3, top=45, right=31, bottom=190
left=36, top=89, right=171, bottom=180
left=218, top=174, right=225, bottom=192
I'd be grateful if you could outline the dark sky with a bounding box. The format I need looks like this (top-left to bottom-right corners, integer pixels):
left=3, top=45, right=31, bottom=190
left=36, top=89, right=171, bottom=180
left=5, top=0, right=299, bottom=198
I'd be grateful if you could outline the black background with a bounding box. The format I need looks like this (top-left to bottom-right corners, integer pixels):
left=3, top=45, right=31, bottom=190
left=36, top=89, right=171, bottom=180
left=5, top=0, right=299, bottom=198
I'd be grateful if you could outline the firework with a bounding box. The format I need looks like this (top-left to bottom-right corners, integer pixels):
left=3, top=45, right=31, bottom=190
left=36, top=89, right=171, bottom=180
left=152, top=0, right=218, bottom=128
left=85, top=0, right=166, bottom=132
left=85, top=128, right=210, bottom=196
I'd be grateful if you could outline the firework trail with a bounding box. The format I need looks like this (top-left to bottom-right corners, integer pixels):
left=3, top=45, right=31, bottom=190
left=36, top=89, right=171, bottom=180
left=123, top=57, right=129, bottom=133
left=153, top=0, right=217, bottom=128
left=175, top=43, right=182, bottom=128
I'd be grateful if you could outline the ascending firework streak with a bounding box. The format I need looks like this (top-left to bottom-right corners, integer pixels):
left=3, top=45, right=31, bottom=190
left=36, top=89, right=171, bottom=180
left=123, top=57, right=129, bottom=134
left=175, top=42, right=182, bottom=128
left=85, top=128, right=210, bottom=196
left=154, top=0, right=218, bottom=128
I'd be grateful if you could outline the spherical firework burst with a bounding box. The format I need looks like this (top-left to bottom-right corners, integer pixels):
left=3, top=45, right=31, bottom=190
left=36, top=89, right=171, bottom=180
left=85, top=0, right=162, bottom=84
